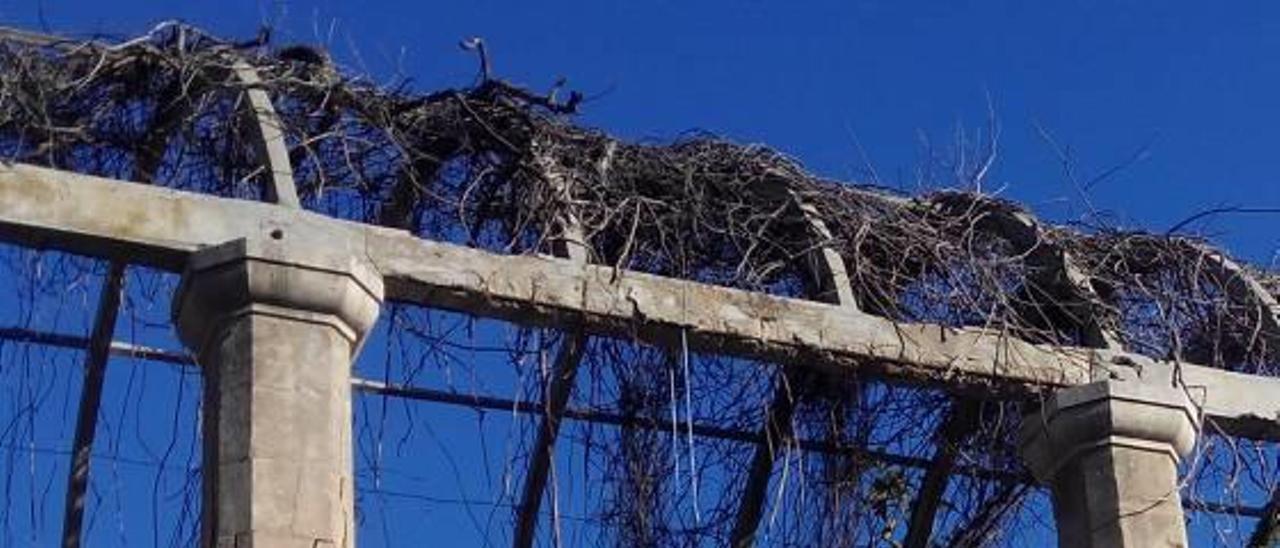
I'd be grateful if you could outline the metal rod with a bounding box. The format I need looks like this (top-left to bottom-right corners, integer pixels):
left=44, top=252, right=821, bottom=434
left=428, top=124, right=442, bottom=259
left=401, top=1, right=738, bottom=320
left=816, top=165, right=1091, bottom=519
left=0, top=326, right=1266, bottom=518
left=511, top=332, right=585, bottom=548
left=902, top=400, right=980, bottom=548
left=61, top=263, right=125, bottom=548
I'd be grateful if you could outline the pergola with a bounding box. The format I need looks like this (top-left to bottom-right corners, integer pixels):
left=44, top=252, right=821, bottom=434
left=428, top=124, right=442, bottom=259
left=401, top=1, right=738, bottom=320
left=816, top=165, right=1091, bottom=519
left=0, top=24, right=1277, bottom=547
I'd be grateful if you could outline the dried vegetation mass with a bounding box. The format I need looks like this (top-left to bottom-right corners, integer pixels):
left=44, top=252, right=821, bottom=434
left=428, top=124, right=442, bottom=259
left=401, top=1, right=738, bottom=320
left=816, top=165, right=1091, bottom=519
left=0, top=23, right=1275, bottom=546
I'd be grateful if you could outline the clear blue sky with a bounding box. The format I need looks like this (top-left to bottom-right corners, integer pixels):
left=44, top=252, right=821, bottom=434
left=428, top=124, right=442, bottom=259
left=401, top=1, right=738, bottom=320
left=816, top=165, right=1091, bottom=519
left=0, top=1, right=1276, bottom=546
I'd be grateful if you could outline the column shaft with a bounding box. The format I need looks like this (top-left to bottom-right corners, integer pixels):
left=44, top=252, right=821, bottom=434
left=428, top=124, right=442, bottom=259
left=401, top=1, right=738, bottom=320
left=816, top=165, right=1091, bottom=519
left=175, top=236, right=382, bottom=548
left=1051, top=443, right=1186, bottom=546
left=1020, top=379, right=1199, bottom=548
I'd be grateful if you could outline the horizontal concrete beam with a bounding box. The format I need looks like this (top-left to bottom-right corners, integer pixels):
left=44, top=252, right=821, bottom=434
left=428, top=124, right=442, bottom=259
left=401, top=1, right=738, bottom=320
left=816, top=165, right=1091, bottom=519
left=0, top=163, right=1277, bottom=439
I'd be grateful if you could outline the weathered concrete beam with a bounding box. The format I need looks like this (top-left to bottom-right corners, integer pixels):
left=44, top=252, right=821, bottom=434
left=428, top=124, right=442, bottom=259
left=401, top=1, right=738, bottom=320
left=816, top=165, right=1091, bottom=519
left=231, top=60, right=301, bottom=208
left=0, top=163, right=1277, bottom=439
left=1198, top=245, right=1280, bottom=357
left=965, top=199, right=1122, bottom=350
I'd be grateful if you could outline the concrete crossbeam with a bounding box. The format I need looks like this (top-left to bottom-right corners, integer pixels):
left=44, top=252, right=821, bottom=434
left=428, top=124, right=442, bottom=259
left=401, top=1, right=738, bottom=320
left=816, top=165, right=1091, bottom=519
left=0, top=163, right=1277, bottom=440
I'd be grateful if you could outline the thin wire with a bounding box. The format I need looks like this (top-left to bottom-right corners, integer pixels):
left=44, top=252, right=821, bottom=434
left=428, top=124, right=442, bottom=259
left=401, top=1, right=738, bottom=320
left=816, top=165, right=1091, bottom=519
left=681, top=329, right=702, bottom=525
left=667, top=354, right=681, bottom=513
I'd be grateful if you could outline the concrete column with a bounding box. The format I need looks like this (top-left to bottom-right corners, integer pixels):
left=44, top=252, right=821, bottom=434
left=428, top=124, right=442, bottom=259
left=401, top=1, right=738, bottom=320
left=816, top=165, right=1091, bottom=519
left=1019, top=379, right=1200, bottom=548
left=174, top=235, right=383, bottom=548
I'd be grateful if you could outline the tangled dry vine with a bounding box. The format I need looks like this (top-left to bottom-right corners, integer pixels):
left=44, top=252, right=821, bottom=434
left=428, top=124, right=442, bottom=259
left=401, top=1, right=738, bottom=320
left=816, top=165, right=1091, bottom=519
left=0, top=22, right=1275, bottom=546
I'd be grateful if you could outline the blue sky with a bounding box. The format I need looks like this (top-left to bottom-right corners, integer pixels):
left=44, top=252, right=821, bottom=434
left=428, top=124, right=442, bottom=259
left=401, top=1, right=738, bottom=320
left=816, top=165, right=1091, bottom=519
left=0, top=1, right=1276, bottom=546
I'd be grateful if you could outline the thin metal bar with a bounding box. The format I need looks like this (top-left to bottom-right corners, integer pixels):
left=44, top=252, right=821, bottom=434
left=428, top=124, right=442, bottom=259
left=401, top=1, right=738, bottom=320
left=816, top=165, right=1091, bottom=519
left=352, top=379, right=1265, bottom=518
left=58, top=105, right=184, bottom=547
left=902, top=400, right=980, bottom=548
left=0, top=326, right=191, bottom=365
left=511, top=333, right=585, bottom=548
left=0, top=325, right=1266, bottom=518
left=61, top=263, right=125, bottom=548
left=728, top=385, right=796, bottom=547
left=349, top=378, right=1014, bottom=481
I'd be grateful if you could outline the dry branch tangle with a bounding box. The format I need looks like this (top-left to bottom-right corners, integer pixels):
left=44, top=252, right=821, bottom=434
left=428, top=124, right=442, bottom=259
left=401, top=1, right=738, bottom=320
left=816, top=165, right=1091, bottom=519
left=1, top=25, right=1279, bottom=543
left=0, top=25, right=1272, bottom=375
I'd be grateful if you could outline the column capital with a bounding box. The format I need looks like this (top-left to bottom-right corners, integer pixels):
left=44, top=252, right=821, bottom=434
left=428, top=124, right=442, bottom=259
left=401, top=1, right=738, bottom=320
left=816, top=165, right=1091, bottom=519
left=1019, top=378, right=1201, bottom=484
left=173, top=235, right=384, bottom=356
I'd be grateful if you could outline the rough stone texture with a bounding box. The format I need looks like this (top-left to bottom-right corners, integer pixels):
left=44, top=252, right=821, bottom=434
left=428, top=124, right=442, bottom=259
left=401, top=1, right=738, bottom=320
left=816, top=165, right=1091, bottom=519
left=1020, top=379, right=1200, bottom=547
left=231, top=60, right=300, bottom=208
left=174, top=236, right=382, bottom=548
left=0, top=163, right=1276, bottom=439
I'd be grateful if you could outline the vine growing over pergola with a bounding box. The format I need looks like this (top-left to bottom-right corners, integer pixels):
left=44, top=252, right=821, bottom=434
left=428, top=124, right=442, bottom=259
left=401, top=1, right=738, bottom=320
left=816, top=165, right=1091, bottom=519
left=0, top=22, right=1275, bottom=547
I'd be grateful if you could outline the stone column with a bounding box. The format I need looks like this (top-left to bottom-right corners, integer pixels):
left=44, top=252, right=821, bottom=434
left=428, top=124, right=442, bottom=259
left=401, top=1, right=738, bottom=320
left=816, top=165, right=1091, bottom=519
left=174, top=235, right=382, bottom=548
left=1019, top=379, right=1200, bottom=548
